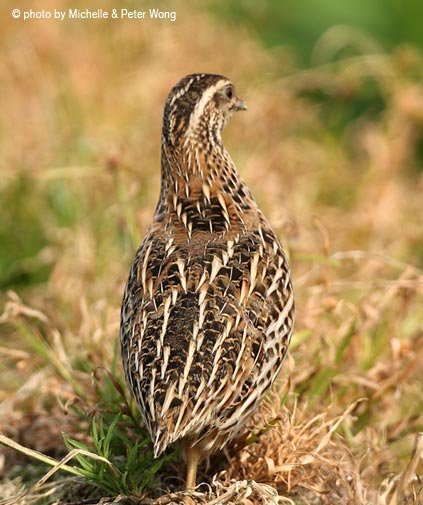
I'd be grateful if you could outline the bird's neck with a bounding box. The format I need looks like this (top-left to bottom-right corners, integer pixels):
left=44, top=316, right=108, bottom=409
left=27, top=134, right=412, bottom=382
left=155, top=137, right=254, bottom=234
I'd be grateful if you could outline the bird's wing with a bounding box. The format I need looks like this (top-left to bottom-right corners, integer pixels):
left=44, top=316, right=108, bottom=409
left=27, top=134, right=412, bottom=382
left=120, top=225, right=294, bottom=456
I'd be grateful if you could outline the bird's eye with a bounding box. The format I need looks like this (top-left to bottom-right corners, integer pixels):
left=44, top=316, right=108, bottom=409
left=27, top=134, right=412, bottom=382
left=225, top=86, right=234, bottom=100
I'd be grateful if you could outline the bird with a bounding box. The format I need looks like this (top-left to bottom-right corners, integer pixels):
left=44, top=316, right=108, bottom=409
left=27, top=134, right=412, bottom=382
left=120, top=73, right=295, bottom=492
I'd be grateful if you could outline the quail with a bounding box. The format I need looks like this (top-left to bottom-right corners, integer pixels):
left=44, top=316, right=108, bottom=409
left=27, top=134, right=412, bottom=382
left=120, top=73, right=295, bottom=490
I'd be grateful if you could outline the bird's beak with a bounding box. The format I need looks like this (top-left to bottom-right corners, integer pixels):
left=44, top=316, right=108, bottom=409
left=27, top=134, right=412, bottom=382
left=233, top=98, right=248, bottom=112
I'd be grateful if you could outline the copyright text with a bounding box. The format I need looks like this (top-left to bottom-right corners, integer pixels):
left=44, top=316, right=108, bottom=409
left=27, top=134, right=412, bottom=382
left=11, top=8, right=177, bottom=22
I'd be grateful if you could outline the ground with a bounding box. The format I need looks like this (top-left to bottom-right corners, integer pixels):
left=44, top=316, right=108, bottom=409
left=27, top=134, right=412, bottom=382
left=0, top=1, right=422, bottom=504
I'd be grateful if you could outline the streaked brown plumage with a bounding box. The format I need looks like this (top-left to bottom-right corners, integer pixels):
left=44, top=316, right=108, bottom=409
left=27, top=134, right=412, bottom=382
left=120, top=73, right=294, bottom=490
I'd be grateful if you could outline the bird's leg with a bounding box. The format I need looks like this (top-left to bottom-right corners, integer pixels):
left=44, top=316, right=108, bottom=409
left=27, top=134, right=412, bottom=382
left=184, top=443, right=202, bottom=491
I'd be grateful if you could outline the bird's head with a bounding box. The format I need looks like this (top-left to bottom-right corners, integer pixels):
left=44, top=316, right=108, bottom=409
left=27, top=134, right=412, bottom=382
left=162, top=73, right=247, bottom=147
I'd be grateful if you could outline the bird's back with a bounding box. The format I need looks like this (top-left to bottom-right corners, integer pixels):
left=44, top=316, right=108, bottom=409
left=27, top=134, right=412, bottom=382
left=120, top=73, right=294, bottom=459
left=121, top=201, right=293, bottom=456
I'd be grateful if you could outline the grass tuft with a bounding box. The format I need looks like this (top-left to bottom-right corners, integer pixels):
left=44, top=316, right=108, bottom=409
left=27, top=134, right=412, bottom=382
left=63, top=413, right=176, bottom=497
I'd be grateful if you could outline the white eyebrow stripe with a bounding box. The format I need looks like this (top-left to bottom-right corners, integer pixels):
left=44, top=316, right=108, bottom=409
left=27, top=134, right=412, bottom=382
left=185, top=79, right=229, bottom=137
left=169, top=76, right=197, bottom=105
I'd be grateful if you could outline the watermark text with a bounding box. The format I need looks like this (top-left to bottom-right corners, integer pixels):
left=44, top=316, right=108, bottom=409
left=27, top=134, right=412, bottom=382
left=11, top=8, right=177, bottom=22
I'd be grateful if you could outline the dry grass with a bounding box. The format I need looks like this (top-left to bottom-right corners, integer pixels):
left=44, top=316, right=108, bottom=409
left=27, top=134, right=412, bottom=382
left=0, top=0, right=422, bottom=504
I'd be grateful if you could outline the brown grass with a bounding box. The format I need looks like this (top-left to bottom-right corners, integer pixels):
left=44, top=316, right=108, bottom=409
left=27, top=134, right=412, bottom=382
left=0, top=0, right=422, bottom=504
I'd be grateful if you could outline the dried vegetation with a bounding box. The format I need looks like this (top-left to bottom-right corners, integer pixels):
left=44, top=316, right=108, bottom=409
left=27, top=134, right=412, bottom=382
left=0, top=1, right=422, bottom=504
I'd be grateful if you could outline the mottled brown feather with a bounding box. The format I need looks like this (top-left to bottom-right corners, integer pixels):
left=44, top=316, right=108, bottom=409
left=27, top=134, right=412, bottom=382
left=120, top=73, right=294, bottom=459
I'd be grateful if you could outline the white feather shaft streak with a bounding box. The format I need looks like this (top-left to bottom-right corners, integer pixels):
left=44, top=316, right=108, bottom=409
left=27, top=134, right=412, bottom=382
left=148, top=369, right=156, bottom=421
left=198, top=290, right=206, bottom=328
left=179, top=339, right=196, bottom=396
left=160, top=381, right=177, bottom=417
left=209, top=255, right=223, bottom=284
left=176, top=258, right=187, bottom=292
left=248, top=252, right=260, bottom=296
left=140, top=242, right=152, bottom=286
left=159, top=295, right=172, bottom=344
left=165, top=237, right=174, bottom=252
left=239, top=278, right=249, bottom=305
left=171, top=287, right=178, bottom=305
left=185, top=79, right=228, bottom=137
left=212, top=318, right=233, bottom=353
left=217, top=193, right=230, bottom=224
left=202, top=183, right=211, bottom=203
left=227, top=239, right=234, bottom=258
left=160, top=346, right=170, bottom=379
left=232, top=326, right=249, bottom=380
left=266, top=263, right=285, bottom=296
left=176, top=202, right=182, bottom=218
left=147, top=278, right=153, bottom=299
left=196, top=271, right=208, bottom=291
left=265, top=292, right=294, bottom=336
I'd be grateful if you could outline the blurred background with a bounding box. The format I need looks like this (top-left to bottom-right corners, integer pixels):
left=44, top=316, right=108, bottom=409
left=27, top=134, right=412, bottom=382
left=0, top=0, right=422, bottom=502
left=1, top=0, right=423, bottom=290
left=214, top=0, right=423, bottom=63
